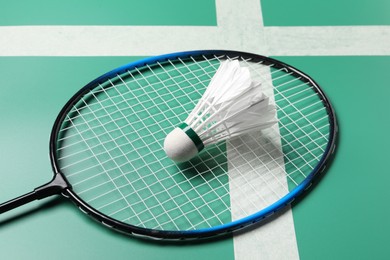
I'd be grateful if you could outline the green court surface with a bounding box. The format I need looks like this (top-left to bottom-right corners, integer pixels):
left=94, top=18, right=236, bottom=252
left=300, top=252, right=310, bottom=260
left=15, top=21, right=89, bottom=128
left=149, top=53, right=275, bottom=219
left=0, top=1, right=389, bottom=259
left=0, top=0, right=216, bottom=26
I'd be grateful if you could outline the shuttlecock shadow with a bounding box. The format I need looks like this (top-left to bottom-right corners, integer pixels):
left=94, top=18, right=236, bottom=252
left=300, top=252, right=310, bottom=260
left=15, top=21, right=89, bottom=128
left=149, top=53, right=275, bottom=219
left=176, top=142, right=229, bottom=178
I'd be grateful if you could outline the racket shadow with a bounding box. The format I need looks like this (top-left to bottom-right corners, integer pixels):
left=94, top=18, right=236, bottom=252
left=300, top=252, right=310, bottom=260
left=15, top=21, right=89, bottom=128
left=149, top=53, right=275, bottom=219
left=0, top=196, right=64, bottom=227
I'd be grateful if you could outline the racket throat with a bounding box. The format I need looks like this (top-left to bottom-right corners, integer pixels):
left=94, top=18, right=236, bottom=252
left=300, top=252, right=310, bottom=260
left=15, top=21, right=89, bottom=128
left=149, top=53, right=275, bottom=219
left=34, top=172, right=70, bottom=199
left=0, top=173, right=69, bottom=214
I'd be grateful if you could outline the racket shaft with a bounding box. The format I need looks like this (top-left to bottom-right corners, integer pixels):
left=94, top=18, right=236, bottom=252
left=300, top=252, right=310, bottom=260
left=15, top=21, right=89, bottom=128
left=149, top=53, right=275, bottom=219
left=0, top=173, right=69, bottom=214
left=0, top=191, right=38, bottom=214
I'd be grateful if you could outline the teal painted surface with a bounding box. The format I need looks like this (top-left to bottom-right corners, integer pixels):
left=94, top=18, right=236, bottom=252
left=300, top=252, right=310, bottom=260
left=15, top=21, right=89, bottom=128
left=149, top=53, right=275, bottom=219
left=262, top=0, right=390, bottom=26
left=0, top=0, right=216, bottom=26
left=1, top=0, right=389, bottom=259
left=0, top=57, right=234, bottom=260
left=275, top=56, right=390, bottom=260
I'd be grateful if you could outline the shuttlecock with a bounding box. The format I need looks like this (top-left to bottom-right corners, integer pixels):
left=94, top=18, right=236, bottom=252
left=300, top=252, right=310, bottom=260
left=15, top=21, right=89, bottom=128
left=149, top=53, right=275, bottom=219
left=164, top=60, right=277, bottom=163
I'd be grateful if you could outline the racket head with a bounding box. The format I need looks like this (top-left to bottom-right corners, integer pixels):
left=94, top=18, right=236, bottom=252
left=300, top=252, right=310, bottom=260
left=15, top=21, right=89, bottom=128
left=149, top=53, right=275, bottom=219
left=49, top=50, right=337, bottom=240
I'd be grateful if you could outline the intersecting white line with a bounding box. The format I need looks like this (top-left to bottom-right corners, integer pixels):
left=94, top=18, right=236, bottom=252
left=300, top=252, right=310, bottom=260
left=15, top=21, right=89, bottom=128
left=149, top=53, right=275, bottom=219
left=0, top=0, right=388, bottom=56
left=0, top=0, right=266, bottom=56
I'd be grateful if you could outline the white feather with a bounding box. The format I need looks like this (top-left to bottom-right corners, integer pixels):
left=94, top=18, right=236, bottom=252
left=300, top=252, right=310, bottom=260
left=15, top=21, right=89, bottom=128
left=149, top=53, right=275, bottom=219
left=185, top=60, right=277, bottom=145
left=164, top=60, right=277, bottom=162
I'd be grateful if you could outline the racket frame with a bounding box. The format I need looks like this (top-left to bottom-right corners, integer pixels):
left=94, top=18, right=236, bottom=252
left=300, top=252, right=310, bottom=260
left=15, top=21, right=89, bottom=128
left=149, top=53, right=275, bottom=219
left=0, top=50, right=337, bottom=240
left=46, top=50, right=337, bottom=240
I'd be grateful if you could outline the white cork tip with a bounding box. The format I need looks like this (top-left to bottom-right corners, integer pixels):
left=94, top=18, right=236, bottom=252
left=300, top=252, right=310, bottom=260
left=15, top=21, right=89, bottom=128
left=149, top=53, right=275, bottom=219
left=163, top=127, right=199, bottom=163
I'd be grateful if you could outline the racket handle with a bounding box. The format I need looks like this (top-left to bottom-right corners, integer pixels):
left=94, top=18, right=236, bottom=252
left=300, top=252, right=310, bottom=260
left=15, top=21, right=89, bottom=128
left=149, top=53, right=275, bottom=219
left=0, top=173, right=69, bottom=214
left=0, top=191, right=38, bottom=214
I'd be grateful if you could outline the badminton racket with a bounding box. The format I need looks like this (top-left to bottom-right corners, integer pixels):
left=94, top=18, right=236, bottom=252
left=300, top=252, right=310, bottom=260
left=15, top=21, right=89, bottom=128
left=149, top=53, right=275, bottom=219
left=0, top=50, right=337, bottom=240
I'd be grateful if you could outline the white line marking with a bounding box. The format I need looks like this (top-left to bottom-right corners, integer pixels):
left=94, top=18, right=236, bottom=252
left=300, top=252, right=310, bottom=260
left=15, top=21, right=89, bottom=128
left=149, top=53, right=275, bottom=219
left=232, top=208, right=300, bottom=260
left=218, top=1, right=299, bottom=260
left=265, top=26, right=390, bottom=56
left=0, top=25, right=389, bottom=56
left=0, top=0, right=268, bottom=56
left=228, top=58, right=299, bottom=259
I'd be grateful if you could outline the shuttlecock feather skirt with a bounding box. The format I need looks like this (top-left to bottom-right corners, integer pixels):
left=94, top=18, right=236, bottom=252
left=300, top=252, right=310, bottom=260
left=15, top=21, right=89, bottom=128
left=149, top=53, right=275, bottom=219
left=164, top=60, right=277, bottom=162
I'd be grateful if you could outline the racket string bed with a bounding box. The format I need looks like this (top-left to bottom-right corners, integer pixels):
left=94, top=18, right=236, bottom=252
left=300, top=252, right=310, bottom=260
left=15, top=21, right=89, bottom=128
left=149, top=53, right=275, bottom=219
left=59, top=54, right=326, bottom=228
left=62, top=70, right=229, bottom=230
